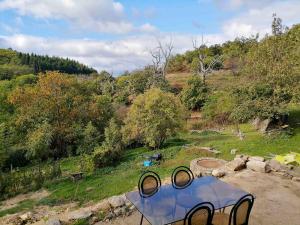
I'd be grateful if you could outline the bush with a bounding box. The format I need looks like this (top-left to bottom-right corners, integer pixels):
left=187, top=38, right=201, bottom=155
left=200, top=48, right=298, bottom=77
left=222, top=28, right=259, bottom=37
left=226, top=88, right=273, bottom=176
left=93, top=119, right=123, bottom=169
left=0, top=163, right=61, bottom=199
left=93, top=147, right=113, bottom=169
left=202, top=91, right=234, bottom=126
left=77, top=122, right=100, bottom=155
left=123, top=88, right=185, bottom=149
left=180, top=76, right=209, bottom=110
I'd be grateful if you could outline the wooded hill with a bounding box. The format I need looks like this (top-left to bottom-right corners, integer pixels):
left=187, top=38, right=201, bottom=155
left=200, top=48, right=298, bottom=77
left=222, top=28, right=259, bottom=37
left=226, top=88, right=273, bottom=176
left=0, top=48, right=97, bottom=79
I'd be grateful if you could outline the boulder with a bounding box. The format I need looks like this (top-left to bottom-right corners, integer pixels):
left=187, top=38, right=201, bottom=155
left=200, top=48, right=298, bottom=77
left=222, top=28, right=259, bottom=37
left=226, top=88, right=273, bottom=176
left=234, top=154, right=249, bottom=163
left=212, top=169, right=226, bottom=178
left=252, top=117, right=271, bottom=133
left=108, top=195, right=126, bottom=208
left=246, top=160, right=270, bottom=173
left=249, top=156, right=265, bottom=162
left=68, top=209, right=92, bottom=220
left=47, top=218, right=61, bottom=225
left=91, top=199, right=111, bottom=212
left=268, top=159, right=283, bottom=172
left=20, top=212, right=34, bottom=222
left=225, top=158, right=246, bottom=171
left=292, top=176, right=300, bottom=182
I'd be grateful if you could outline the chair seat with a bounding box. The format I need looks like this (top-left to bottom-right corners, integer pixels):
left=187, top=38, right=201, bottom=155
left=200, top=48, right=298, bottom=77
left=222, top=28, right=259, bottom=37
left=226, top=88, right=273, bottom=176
left=213, top=212, right=230, bottom=225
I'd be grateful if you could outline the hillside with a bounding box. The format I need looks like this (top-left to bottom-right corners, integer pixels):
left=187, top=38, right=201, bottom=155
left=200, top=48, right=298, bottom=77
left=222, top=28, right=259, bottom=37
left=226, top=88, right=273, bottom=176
left=0, top=48, right=97, bottom=79
left=166, top=70, right=239, bottom=91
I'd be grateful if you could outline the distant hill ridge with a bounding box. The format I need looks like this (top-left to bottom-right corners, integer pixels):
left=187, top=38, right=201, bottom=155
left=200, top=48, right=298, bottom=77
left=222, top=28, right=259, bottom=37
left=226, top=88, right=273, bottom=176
left=0, top=48, right=97, bottom=79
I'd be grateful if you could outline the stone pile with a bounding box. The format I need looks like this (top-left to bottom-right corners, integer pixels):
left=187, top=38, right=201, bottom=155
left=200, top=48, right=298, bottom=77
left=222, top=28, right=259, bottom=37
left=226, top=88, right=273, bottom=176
left=209, top=154, right=300, bottom=182
left=5, top=194, right=135, bottom=225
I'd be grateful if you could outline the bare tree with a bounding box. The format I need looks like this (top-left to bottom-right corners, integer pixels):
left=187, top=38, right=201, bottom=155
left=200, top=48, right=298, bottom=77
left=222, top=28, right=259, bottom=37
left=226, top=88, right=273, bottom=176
left=150, top=38, right=174, bottom=78
left=192, top=36, right=222, bottom=83
left=150, top=48, right=162, bottom=76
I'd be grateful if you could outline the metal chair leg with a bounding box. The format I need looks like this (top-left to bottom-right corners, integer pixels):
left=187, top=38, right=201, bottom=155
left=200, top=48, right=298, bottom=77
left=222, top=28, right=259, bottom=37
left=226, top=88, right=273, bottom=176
left=140, top=215, right=144, bottom=225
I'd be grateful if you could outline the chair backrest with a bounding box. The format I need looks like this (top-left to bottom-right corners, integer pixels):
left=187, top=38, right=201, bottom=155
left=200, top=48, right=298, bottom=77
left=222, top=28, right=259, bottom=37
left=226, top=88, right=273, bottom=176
left=171, top=166, right=194, bottom=189
left=138, top=170, right=161, bottom=197
left=184, top=202, right=215, bottom=225
left=229, top=194, right=255, bottom=225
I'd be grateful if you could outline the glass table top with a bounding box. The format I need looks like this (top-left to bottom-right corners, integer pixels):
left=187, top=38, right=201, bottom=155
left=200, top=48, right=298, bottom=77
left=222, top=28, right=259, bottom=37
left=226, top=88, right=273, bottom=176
left=126, top=176, right=249, bottom=225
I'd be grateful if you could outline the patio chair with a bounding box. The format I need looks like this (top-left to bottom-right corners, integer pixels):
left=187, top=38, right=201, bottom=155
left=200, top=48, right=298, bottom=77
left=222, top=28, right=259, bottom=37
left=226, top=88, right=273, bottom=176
left=212, top=194, right=254, bottom=225
left=176, top=202, right=215, bottom=225
left=138, top=170, right=161, bottom=225
left=171, top=166, right=194, bottom=189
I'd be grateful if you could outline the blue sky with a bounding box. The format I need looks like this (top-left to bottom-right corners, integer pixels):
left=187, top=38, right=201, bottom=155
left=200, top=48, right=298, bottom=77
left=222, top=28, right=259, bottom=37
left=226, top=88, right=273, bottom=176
left=0, top=0, right=299, bottom=73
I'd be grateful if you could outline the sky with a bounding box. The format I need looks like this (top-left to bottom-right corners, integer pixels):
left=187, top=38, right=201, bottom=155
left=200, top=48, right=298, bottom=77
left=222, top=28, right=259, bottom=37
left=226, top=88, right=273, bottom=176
left=0, top=0, right=299, bottom=74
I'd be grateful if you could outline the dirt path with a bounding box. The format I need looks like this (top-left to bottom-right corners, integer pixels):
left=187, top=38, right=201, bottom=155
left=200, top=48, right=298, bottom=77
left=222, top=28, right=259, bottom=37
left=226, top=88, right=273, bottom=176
left=0, top=190, right=49, bottom=211
left=96, top=170, right=300, bottom=225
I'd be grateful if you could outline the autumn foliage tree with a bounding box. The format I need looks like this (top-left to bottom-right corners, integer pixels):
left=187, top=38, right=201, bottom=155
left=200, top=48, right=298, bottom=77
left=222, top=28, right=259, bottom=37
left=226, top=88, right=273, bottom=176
left=9, top=71, right=112, bottom=159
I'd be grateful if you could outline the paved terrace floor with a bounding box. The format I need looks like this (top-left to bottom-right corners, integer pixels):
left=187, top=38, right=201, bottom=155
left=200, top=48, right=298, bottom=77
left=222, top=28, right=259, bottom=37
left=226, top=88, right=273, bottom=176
left=96, top=170, right=300, bottom=225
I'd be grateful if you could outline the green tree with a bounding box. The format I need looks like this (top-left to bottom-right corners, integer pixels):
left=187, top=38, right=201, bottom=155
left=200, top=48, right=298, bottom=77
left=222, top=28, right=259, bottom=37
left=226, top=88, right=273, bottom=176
left=26, top=122, right=53, bottom=161
left=180, top=76, right=209, bottom=110
left=93, top=118, right=123, bottom=168
left=123, top=88, right=185, bottom=149
left=77, top=121, right=101, bottom=155
left=231, top=25, right=300, bottom=121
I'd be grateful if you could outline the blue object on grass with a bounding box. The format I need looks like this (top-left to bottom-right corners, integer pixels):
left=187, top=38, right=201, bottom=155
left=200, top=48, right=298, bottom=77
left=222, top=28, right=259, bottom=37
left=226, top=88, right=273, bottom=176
left=143, top=160, right=153, bottom=167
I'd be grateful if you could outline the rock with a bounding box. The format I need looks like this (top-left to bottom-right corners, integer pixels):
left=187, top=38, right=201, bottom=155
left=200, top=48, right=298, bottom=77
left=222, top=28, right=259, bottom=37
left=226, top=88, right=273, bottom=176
left=246, top=160, right=270, bottom=173
left=7, top=215, right=23, bottom=225
left=104, top=212, right=114, bottom=221
left=91, top=199, right=111, bottom=212
left=212, top=169, right=226, bottom=178
left=114, top=206, right=126, bottom=217
left=68, top=209, right=92, bottom=220
left=292, top=176, right=300, bottom=182
left=249, top=156, right=265, bottom=162
left=253, top=117, right=271, bottom=133
left=125, top=201, right=132, bottom=207
left=287, top=167, right=300, bottom=177
left=20, top=212, right=34, bottom=222
left=47, top=218, right=61, bottom=225
left=230, top=149, right=238, bottom=155
left=235, top=154, right=249, bottom=163
left=225, top=158, right=246, bottom=171
left=268, top=159, right=283, bottom=172
left=129, top=205, right=136, bottom=212
left=91, top=216, right=99, bottom=224
left=275, top=171, right=293, bottom=180
left=108, top=195, right=126, bottom=208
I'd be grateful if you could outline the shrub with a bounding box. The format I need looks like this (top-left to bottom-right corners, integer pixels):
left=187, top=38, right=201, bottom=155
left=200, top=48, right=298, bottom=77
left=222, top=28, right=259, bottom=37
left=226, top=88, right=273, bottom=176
left=93, top=119, right=123, bottom=169
left=202, top=91, right=234, bottom=126
left=77, top=122, right=100, bottom=155
left=0, top=163, right=61, bottom=199
left=180, top=76, right=209, bottom=110
left=123, top=88, right=185, bottom=149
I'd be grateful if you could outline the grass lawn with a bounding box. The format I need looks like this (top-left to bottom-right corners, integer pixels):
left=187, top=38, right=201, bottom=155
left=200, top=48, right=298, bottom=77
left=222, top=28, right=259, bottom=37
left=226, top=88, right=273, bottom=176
left=1, top=105, right=299, bottom=217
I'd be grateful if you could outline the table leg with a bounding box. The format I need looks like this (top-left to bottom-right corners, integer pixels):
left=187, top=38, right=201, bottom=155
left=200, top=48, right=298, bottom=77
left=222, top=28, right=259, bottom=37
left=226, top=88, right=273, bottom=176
left=140, top=215, right=144, bottom=225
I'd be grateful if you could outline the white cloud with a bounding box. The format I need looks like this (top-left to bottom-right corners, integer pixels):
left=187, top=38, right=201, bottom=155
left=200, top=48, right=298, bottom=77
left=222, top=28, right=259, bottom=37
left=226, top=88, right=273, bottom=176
left=222, top=0, right=300, bottom=38
left=0, top=0, right=299, bottom=73
left=0, top=0, right=156, bottom=34
left=0, top=33, right=226, bottom=74
left=213, top=0, right=279, bottom=10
